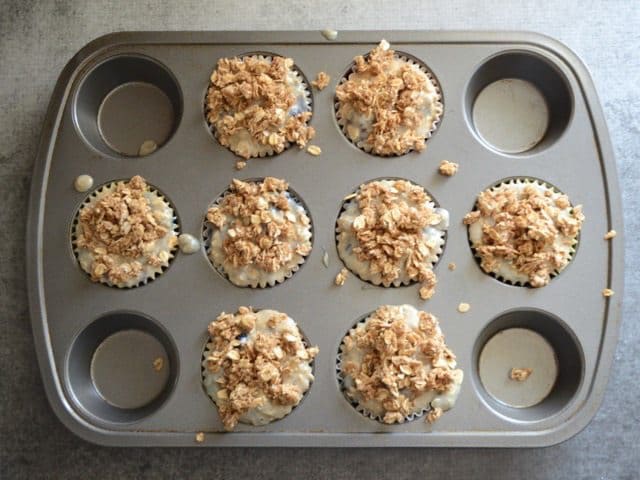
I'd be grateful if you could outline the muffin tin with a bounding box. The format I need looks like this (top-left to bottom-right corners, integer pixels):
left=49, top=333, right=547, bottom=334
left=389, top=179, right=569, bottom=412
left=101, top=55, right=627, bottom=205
left=27, top=31, right=623, bottom=447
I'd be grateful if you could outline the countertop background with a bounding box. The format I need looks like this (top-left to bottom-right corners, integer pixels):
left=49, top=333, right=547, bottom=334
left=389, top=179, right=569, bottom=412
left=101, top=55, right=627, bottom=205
left=1, top=1, right=638, bottom=478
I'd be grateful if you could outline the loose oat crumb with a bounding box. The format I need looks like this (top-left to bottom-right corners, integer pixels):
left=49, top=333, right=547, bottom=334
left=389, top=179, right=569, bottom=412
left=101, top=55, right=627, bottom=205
left=510, top=368, right=533, bottom=382
left=235, top=160, right=247, bottom=170
left=335, top=267, right=349, bottom=286
left=448, top=262, right=456, bottom=271
left=457, top=303, right=470, bottom=313
left=438, top=160, right=459, bottom=177
left=311, top=71, right=330, bottom=91
left=138, top=140, right=158, bottom=156
left=604, top=230, right=617, bottom=240
left=322, top=250, right=329, bottom=268
left=306, top=145, right=322, bottom=156
left=152, top=357, right=164, bottom=372
left=195, top=432, right=205, bottom=443
left=426, top=407, right=443, bottom=424
left=602, top=288, right=614, bottom=297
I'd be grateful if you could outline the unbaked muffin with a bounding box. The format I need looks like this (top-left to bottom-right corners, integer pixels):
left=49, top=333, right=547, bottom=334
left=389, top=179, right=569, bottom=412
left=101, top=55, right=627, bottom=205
left=73, top=175, right=178, bottom=287
left=205, top=177, right=312, bottom=288
left=336, top=179, right=448, bottom=299
left=202, top=307, right=318, bottom=431
left=335, top=40, right=442, bottom=156
left=205, top=54, right=314, bottom=168
left=339, top=304, right=463, bottom=424
left=464, top=178, right=584, bottom=287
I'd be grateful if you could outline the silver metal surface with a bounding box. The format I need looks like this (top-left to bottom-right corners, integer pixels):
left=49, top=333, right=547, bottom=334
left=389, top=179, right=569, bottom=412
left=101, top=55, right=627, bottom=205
left=26, top=31, right=623, bottom=447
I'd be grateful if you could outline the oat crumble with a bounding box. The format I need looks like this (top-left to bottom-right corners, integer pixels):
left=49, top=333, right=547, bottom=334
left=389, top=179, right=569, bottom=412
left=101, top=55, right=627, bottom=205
left=336, top=179, right=448, bottom=299
left=153, top=357, right=164, bottom=372
left=202, top=307, right=318, bottom=431
left=340, top=305, right=463, bottom=424
left=195, top=432, right=205, bottom=443
left=205, top=55, right=315, bottom=161
left=465, top=180, right=584, bottom=287
left=75, top=175, right=177, bottom=287
left=438, top=160, right=458, bottom=177
left=311, top=71, right=330, bottom=91
left=335, top=40, right=442, bottom=156
left=206, top=177, right=312, bottom=287
left=448, top=262, right=456, bottom=271
left=509, top=367, right=532, bottom=381
left=335, top=267, right=349, bottom=286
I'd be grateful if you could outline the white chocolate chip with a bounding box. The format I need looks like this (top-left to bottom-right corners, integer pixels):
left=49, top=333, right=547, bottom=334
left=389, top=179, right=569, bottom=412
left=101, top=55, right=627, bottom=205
left=178, top=233, right=200, bottom=254
left=604, top=230, right=617, bottom=240
left=138, top=140, right=158, bottom=156
left=457, top=303, right=470, bottom=313
left=321, top=29, right=338, bottom=41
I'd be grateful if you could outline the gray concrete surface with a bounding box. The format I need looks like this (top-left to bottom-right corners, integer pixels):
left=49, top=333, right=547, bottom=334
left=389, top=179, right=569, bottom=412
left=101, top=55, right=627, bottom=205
left=1, top=1, right=638, bottom=478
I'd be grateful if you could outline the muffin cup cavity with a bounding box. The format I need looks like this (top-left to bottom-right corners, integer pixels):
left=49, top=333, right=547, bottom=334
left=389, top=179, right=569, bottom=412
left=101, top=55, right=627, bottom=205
left=464, top=51, right=572, bottom=155
left=334, top=50, right=443, bottom=157
left=71, top=179, right=180, bottom=289
left=202, top=178, right=314, bottom=288
left=74, top=54, right=183, bottom=157
left=472, top=309, right=584, bottom=422
left=204, top=52, right=314, bottom=160
left=65, top=311, right=179, bottom=425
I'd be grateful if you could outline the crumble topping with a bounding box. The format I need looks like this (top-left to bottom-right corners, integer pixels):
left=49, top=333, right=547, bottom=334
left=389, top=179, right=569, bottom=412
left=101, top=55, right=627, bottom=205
left=335, top=40, right=442, bottom=156
left=205, top=55, right=315, bottom=161
left=340, top=305, right=463, bottom=424
left=465, top=180, right=584, bottom=287
left=335, top=267, right=349, bottom=286
left=75, top=175, right=177, bottom=287
left=206, top=177, right=312, bottom=287
left=510, top=367, right=532, bottom=381
left=438, top=160, right=459, bottom=177
left=311, top=71, right=330, bottom=90
left=202, top=307, right=318, bottom=431
left=336, top=179, right=448, bottom=298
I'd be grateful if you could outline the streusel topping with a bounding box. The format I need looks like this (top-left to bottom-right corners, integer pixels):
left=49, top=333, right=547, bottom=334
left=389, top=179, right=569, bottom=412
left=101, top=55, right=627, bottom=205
left=203, top=307, right=318, bottom=431
left=464, top=180, right=584, bottom=287
left=340, top=305, right=463, bottom=424
left=75, top=175, right=177, bottom=286
left=335, top=40, right=442, bottom=156
left=206, top=56, right=315, bottom=161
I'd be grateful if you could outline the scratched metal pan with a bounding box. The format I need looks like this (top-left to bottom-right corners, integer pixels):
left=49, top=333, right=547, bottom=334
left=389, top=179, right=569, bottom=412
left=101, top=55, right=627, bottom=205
left=26, top=31, right=623, bottom=447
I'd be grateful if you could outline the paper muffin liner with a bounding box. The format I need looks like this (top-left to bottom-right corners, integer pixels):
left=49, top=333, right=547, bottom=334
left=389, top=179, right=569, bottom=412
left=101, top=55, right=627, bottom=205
left=336, top=313, right=434, bottom=424
left=334, top=50, right=443, bottom=157
left=205, top=53, right=314, bottom=160
left=71, top=179, right=180, bottom=288
left=200, top=310, right=315, bottom=428
left=335, top=178, right=447, bottom=288
left=467, top=177, right=581, bottom=287
left=202, top=178, right=313, bottom=288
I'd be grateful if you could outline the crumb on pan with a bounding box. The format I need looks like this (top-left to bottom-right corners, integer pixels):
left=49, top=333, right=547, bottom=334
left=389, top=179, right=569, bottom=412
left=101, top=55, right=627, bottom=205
left=509, top=367, right=533, bottom=382
left=438, top=160, right=458, bottom=177
left=335, top=267, right=349, bottom=286
left=604, top=230, right=617, bottom=240
left=235, top=160, right=247, bottom=170
left=195, top=432, right=205, bottom=443
left=306, top=145, right=322, bottom=156
left=426, top=407, right=443, bottom=424
left=602, top=288, right=614, bottom=297
left=153, top=357, right=164, bottom=372
left=311, top=71, right=330, bottom=91
left=457, top=303, right=470, bottom=313
left=448, top=262, right=456, bottom=271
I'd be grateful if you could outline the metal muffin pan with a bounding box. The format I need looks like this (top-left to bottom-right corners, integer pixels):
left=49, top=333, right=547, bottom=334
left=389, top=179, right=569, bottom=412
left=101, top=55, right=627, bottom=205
left=27, top=31, right=623, bottom=447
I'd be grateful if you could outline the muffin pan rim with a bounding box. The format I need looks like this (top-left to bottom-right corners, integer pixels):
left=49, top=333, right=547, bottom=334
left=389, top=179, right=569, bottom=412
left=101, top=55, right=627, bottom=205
left=26, top=31, right=623, bottom=447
